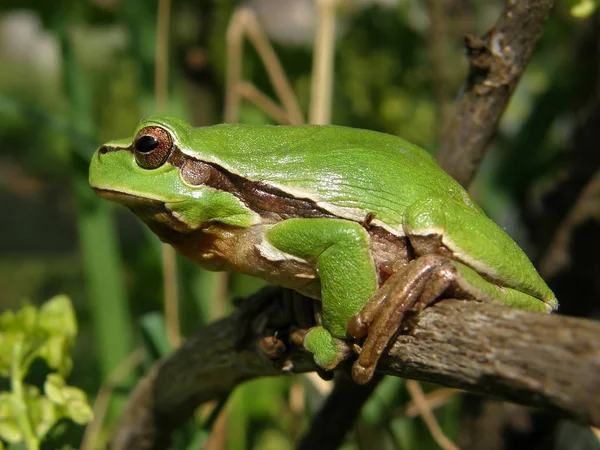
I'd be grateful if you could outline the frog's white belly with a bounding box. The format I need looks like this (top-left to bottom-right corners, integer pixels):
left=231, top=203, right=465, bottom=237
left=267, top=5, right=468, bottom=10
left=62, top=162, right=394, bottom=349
left=170, top=223, right=323, bottom=300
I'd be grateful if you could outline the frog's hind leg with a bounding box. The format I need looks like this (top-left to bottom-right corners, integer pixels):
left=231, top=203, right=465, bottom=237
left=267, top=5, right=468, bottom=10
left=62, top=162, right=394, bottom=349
left=348, top=254, right=547, bottom=384
left=348, top=254, right=459, bottom=384
left=346, top=196, right=555, bottom=384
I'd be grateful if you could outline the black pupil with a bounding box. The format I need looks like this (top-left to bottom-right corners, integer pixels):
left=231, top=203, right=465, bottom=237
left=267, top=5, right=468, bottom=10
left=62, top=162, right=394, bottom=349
left=136, top=135, right=159, bottom=153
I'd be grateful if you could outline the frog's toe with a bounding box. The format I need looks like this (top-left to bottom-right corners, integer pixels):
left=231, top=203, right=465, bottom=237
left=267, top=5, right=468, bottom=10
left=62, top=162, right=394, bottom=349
left=304, top=326, right=352, bottom=370
left=347, top=314, right=368, bottom=339
left=351, top=360, right=376, bottom=385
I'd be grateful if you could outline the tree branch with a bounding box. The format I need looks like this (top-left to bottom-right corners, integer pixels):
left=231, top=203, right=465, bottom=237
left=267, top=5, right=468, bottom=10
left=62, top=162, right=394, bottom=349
left=297, top=374, right=383, bottom=450
left=379, top=300, right=600, bottom=424
left=436, top=0, right=556, bottom=186
left=109, top=288, right=600, bottom=449
left=109, top=287, right=315, bottom=450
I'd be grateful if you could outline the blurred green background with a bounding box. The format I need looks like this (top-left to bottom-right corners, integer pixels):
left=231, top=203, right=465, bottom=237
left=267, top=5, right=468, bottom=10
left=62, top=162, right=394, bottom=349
left=0, top=0, right=598, bottom=448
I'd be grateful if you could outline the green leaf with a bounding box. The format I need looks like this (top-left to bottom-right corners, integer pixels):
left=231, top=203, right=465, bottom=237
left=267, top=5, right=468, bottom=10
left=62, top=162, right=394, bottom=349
left=44, top=374, right=66, bottom=406
left=61, top=387, right=93, bottom=425
left=30, top=397, right=58, bottom=440
left=0, top=421, right=22, bottom=445
left=22, top=386, right=59, bottom=440
left=0, top=297, right=90, bottom=445
left=0, top=393, right=22, bottom=444
left=0, top=297, right=78, bottom=379
left=566, top=0, right=599, bottom=17
left=6, top=443, right=27, bottom=450
left=38, top=336, right=72, bottom=376
left=0, top=304, right=45, bottom=376
left=0, top=333, right=17, bottom=377
left=36, top=296, right=77, bottom=374
left=0, top=305, right=35, bottom=333
left=43, top=374, right=93, bottom=425
left=38, top=296, right=77, bottom=341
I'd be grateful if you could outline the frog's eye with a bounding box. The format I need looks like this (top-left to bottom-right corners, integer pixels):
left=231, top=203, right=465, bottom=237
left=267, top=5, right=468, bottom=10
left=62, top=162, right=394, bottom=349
left=133, top=126, right=173, bottom=169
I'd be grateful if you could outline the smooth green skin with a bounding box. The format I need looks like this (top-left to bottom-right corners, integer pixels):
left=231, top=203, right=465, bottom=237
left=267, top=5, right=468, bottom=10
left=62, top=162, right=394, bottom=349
left=89, top=116, right=557, bottom=370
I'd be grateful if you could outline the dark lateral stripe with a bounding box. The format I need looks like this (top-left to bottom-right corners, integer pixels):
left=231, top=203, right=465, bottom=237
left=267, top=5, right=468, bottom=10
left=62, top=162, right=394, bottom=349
left=168, top=147, right=339, bottom=221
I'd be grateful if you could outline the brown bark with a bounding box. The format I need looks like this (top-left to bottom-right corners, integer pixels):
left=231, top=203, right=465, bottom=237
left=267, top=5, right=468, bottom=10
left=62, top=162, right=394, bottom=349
left=436, top=0, right=557, bottom=186
left=109, top=290, right=600, bottom=450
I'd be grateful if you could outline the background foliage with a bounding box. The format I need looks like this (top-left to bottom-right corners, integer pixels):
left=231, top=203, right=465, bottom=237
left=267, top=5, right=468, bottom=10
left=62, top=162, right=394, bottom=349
left=0, top=0, right=598, bottom=448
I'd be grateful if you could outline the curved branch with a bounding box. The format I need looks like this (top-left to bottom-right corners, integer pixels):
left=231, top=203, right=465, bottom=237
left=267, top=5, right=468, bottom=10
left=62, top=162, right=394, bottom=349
left=436, top=0, right=556, bottom=186
left=109, top=289, right=600, bottom=450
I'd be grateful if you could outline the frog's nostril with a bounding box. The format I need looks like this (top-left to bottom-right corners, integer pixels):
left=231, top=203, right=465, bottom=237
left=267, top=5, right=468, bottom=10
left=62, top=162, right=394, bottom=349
left=99, top=146, right=109, bottom=155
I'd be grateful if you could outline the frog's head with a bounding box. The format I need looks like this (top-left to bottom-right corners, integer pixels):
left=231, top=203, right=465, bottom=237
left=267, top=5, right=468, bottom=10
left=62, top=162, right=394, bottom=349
left=89, top=116, right=258, bottom=235
left=89, top=115, right=192, bottom=207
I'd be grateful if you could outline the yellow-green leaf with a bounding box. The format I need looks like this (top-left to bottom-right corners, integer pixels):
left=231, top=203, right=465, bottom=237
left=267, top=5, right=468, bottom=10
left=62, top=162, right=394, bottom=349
left=0, top=393, right=22, bottom=444
left=567, top=0, right=599, bottom=17
left=62, top=387, right=93, bottom=425
left=39, top=336, right=72, bottom=375
left=44, top=374, right=66, bottom=406
left=30, top=397, right=59, bottom=440
left=38, top=295, right=77, bottom=341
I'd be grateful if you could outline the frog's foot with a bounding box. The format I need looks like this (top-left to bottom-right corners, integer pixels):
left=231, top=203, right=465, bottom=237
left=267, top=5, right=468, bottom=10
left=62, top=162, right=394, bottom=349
left=347, top=254, right=458, bottom=384
left=301, top=326, right=353, bottom=374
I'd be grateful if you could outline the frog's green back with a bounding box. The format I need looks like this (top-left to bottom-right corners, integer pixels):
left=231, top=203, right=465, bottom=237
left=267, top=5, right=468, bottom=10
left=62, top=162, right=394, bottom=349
left=174, top=122, right=555, bottom=309
left=180, top=122, right=475, bottom=233
left=101, top=117, right=554, bottom=309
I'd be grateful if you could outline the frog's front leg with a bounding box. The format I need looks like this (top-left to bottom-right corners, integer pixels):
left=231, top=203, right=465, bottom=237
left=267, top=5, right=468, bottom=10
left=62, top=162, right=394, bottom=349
left=266, top=218, right=378, bottom=369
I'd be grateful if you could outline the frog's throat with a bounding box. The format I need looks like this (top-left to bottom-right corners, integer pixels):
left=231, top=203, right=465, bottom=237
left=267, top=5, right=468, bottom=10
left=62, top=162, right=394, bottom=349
left=95, top=187, right=203, bottom=236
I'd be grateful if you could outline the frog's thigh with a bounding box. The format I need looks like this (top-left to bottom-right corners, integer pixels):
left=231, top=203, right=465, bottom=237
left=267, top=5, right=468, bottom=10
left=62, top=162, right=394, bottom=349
left=403, top=197, right=548, bottom=312
left=450, top=262, right=550, bottom=311
left=267, top=218, right=378, bottom=368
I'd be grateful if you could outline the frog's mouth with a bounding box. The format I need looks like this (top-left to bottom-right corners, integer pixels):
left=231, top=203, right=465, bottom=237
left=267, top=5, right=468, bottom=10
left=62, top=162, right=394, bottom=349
left=92, top=188, right=166, bottom=208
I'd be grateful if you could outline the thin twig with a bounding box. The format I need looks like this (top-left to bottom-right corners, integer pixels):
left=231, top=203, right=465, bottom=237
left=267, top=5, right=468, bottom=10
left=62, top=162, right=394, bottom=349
left=203, top=407, right=228, bottom=450
left=425, top=0, right=451, bottom=137
left=154, top=0, right=171, bottom=112
left=208, top=272, right=229, bottom=321
left=309, top=0, right=340, bottom=125
left=224, top=7, right=304, bottom=124
left=155, top=0, right=181, bottom=348
left=400, top=387, right=461, bottom=418
left=237, top=81, right=293, bottom=124
left=406, top=380, right=460, bottom=450
left=224, top=8, right=243, bottom=123
left=539, top=171, right=600, bottom=279
left=161, top=245, right=181, bottom=347
left=81, top=349, right=145, bottom=450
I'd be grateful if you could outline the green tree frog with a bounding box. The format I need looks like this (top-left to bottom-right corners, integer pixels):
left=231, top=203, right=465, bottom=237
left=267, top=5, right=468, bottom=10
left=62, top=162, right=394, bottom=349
left=89, top=116, right=557, bottom=384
